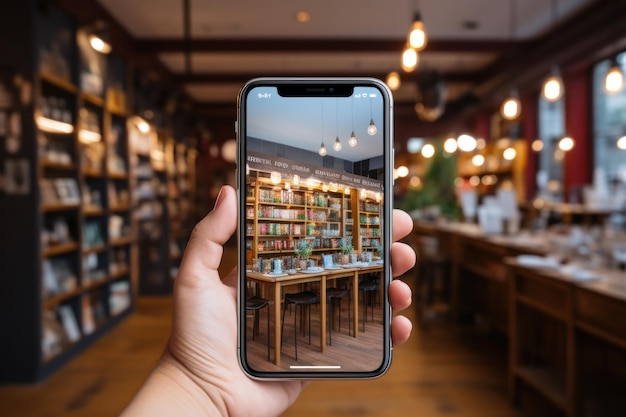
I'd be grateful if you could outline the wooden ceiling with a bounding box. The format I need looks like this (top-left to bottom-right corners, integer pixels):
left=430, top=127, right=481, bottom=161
left=53, top=0, right=625, bottom=122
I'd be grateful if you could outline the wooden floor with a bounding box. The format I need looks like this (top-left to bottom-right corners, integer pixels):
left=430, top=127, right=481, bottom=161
left=0, top=267, right=523, bottom=417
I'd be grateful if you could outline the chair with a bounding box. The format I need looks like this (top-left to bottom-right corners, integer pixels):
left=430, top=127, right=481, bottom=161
left=280, top=291, right=320, bottom=360
left=414, top=235, right=451, bottom=325
left=326, top=286, right=351, bottom=345
left=358, top=276, right=379, bottom=332
left=246, top=296, right=271, bottom=361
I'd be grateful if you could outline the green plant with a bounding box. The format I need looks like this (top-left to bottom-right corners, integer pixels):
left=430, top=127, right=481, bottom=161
left=396, top=140, right=460, bottom=219
left=339, top=237, right=354, bottom=255
left=294, top=239, right=313, bottom=259
left=371, top=239, right=382, bottom=255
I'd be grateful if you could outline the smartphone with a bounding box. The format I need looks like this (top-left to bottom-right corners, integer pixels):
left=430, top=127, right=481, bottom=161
left=236, top=78, right=393, bottom=379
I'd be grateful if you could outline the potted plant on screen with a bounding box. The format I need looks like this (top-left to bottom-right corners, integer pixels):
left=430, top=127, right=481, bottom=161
left=294, top=239, right=313, bottom=270
left=339, top=236, right=354, bottom=265
left=371, top=239, right=382, bottom=262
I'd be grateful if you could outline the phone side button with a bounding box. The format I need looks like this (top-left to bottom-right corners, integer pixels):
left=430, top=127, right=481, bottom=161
left=234, top=120, right=238, bottom=135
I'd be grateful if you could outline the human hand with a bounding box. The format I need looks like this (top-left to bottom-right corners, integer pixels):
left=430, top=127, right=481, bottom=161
left=122, top=185, right=415, bottom=417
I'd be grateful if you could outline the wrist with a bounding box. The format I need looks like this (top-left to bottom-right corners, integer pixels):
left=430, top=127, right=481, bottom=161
left=121, top=349, right=227, bottom=417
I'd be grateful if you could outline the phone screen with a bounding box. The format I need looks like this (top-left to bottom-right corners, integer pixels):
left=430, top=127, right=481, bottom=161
left=238, top=79, right=392, bottom=378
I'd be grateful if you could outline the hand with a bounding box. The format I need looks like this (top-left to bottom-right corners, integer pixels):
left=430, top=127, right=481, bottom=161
left=122, top=185, right=415, bottom=417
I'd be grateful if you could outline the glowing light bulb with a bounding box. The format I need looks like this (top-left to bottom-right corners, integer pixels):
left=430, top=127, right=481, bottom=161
left=333, top=136, right=342, bottom=151
left=503, top=147, right=517, bottom=160
left=401, top=45, right=418, bottom=72
left=604, top=64, right=624, bottom=94
left=386, top=71, right=401, bottom=90
left=532, top=139, right=544, bottom=152
left=348, top=132, right=357, bottom=147
left=408, top=18, right=427, bottom=51
left=472, top=154, right=485, bottom=166
left=421, top=143, right=435, bottom=158
left=367, top=119, right=377, bottom=136
left=397, top=166, right=409, bottom=178
left=501, top=96, right=521, bottom=120
left=617, top=136, right=626, bottom=150
left=319, top=142, right=327, bottom=156
left=457, top=134, right=477, bottom=152
left=543, top=67, right=563, bottom=102
left=443, top=137, right=457, bottom=153
left=558, top=136, right=575, bottom=151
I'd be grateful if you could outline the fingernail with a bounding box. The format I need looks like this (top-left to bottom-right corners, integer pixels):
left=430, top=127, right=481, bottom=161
left=213, top=186, right=226, bottom=211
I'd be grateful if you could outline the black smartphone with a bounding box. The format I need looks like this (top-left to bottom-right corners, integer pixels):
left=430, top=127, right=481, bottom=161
left=236, top=78, right=393, bottom=379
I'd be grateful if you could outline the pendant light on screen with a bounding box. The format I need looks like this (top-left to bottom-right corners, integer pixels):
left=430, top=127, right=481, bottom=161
left=319, top=142, right=327, bottom=156
left=349, top=96, right=357, bottom=147
left=333, top=99, right=342, bottom=151
left=367, top=96, right=377, bottom=136
left=604, top=56, right=624, bottom=94
left=319, top=103, right=327, bottom=156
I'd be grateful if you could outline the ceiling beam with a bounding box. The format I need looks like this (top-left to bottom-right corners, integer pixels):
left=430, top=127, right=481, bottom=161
left=173, top=71, right=483, bottom=85
left=135, top=38, right=522, bottom=55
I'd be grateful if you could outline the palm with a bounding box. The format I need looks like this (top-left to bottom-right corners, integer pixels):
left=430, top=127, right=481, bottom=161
left=168, top=267, right=305, bottom=417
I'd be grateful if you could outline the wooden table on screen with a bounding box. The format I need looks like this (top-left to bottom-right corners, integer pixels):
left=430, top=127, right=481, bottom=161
left=246, top=264, right=384, bottom=365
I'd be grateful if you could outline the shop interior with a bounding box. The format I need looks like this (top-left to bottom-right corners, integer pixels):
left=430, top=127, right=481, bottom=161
left=1, top=0, right=625, bottom=416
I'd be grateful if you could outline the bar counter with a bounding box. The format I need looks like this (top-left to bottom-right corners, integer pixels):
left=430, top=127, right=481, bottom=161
left=413, top=220, right=626, bottom=417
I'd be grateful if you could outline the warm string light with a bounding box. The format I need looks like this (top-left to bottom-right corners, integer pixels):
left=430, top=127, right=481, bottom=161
left=501, top=89, right=521, bottom=120
left=542, top=0, right=564, bottom=102
left=367, top=96, right=377, bottom=135
left=604, top=57, right=624, bottom=94
left=349, top=97, right=357, bottom=147
left=401, top=44, right=418, bottom=72
left=333, top=98, right=342, bottom=151
left=385, top=71, right=401, bottom=90
left=319, top=102, right=327, bottom=156
left=501, top=0, right=521, bottom=120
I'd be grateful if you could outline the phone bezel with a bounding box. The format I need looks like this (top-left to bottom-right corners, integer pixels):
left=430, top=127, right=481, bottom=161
left=236, top=77, right=394, bottom=379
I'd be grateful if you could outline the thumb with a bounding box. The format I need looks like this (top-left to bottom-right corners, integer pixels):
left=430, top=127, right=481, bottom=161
left=177, top=186, right=237, bottom=285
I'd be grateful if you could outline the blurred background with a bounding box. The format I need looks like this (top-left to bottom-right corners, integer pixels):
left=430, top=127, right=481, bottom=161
left=1, top=0, right=625, bottom=416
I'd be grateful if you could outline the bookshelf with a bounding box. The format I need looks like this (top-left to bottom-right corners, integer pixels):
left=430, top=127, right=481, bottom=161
left=0, top=4, right=135, bottom=382
left=245, top=170, right=382, bottom=268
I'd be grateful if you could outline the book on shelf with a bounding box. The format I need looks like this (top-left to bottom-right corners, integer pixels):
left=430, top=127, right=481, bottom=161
left=41, top=178, right=81, bottom=206
left=43, top=258, right=78, bottom=297
left=57, top=305, right=81, bottom=343
left=109, top=281, right=131, bottom=315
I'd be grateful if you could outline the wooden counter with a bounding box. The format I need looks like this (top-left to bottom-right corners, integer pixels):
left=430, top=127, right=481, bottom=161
left=413, top=220, right=626, bottom=417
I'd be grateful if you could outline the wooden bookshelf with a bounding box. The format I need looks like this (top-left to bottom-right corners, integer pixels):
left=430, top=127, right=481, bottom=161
left=0, top=5, right=136, bottom=382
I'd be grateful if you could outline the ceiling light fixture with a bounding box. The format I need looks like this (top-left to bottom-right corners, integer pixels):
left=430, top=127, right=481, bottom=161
left=531, top=139, right=544, bottom=152
left=334, top=99, right=342, bottom=151
left=386, top=71, right=401, bottom=90
left=543, top=65, right=563, bottom=102
left=87, top=21, right=112, bottom=54
left=443, top=137, right=458, bottom=153
left=503, top=147, right=517, bottom=160
left=421, top=143, right=435, bottom=158
left=501, top=88, right=521, bottom=120
left=349, top=97, right=357, bottom=147
left=457, top=134, right=477, bottom=152
left=604, top=56, right=624, bottom=94
left=401, top=44, right=418, bottom=72
left=296, top=11, right=310, bottom=23
left=542, top=0, right=564, bottom=102
left=617, top=135, right=626, bottom=150
left=407, top=0, right=427, bottom=51
left=367, top=96, right=377, bottom=135
left=319, top=103, right=327, bottom=156
left=501, top=0, right=521, bottom=120
left=334, top=136, right=342, bottom=151
left=558, top=136, right=575, bottom=151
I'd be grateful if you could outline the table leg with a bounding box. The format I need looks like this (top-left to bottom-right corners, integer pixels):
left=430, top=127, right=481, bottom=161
left=352, top=271, right=359, bottom=337
left=320, top=277, right=326, bottom=351
left=274, top=283, right=281, bottom=365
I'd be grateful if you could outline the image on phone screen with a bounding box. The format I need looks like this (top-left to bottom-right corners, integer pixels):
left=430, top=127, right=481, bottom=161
left=240, top=81, right=390, bottom=376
